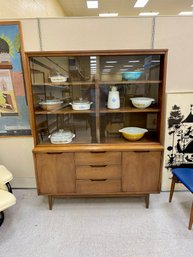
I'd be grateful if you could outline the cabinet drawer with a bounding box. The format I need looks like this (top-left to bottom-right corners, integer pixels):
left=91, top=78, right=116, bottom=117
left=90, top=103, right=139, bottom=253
left=75, top=152, right=121, bottom=165
left=76, top=165, right=121, bottom=179
left=76, top=179, right=121, bottom=194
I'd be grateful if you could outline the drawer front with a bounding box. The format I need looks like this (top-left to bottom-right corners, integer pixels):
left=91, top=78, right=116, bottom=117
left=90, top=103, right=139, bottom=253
left=76, top=179, right=121, bottom=194
left=75, top=152, right=121, bottom=165
left=76, top=165, right=121, bottom=180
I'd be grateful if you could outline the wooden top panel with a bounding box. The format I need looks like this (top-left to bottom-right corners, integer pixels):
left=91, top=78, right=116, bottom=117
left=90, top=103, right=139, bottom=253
left=33, top=143, right=164, bottom=153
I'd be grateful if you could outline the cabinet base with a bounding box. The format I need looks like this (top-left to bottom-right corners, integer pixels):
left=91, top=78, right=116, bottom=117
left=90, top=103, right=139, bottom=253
left=47, top=194, right=150, bottom=210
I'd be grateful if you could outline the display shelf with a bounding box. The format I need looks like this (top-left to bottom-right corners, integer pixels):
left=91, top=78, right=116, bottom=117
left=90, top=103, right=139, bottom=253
left=32, top=81, right=96, bottom=87
left=35, top=107, right=95, bottom=114
left=99, top=80, right=162, bottom=84
left=99, top=107, right=160, bottom=113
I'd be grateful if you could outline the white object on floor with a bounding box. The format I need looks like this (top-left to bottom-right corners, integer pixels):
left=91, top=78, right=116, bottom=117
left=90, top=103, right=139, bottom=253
left=0, top=165, right=13, bottom=184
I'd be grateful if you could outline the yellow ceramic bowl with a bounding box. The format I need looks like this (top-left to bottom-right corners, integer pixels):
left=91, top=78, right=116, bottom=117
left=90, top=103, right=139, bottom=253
left=119, top=127, right=148, bottom=141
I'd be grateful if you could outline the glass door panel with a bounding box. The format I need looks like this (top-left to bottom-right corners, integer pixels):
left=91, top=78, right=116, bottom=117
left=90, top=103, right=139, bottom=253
left=99, top=54, right=161, bottom=82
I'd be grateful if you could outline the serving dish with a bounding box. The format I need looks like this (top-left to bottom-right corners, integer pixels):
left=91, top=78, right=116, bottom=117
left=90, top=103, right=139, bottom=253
left=119, top=127, right=148, bottom=141
left=69, top=98, right=93, bottom=110
left=49, top=129, right=75, bottom=144
left=39, top=99, right=63, bottom=111
left=130, top=97, right=155, bottom=109
left=122, top=71, right=143, bottom=81
left=49, top=72, right=68, bottom=83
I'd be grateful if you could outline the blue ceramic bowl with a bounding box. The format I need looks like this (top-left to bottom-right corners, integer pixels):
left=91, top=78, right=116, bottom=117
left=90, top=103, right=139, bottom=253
left=122, top=71, right=142, bottom=80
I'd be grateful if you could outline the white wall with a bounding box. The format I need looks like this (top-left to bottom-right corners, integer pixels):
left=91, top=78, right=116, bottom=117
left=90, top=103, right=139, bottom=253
left=1, top=16, right=193, bottom=189
left=0, top=137, right=36, bottom=187
left=39, top=17, right=153, bottom=50
left=154, top=16, right=193, bottom=93
left=0, top=0, right=65, bottom=18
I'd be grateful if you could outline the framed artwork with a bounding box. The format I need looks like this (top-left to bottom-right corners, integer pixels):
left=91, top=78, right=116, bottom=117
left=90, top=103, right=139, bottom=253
left=162, top=92, right=193, bottom=190
left=0, top=21, right=31, bottom=136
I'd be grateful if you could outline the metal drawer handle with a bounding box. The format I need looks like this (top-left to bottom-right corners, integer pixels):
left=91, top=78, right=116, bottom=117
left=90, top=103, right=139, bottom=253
left=90, top=165, right=107, bottom=168
left=90, top=151, right=106, bottom=153
left=133, top=151, right=150, bottom=153
left=46, top=152, right=63, bottom=154
left=90, top=179, right=107, bottom=182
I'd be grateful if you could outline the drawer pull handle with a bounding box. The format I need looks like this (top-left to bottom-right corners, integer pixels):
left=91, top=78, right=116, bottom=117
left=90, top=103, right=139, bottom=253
left=134, top=151, right=150, bottom=153
left=46, top=152, right=63, bottom=154
left=90, top=165, right=107, bottom=168
left=90, top=151, right=106, bottom=153
left=90, top=179, right=107, bottom=182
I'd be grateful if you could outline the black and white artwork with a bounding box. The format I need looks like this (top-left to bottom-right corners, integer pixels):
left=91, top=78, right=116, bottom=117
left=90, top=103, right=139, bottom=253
left=161, top=93, right=193, bottom=190
left=166, top=104, right=193, bottom=168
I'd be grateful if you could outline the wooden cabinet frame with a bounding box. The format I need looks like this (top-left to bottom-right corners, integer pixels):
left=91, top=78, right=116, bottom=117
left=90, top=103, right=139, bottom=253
left=25, top=50, right=167, bottom=209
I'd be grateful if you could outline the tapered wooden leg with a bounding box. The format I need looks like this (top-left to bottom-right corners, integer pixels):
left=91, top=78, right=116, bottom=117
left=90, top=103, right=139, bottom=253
left=145, top=194, right=149, bottom=208
left=169, top=175, right=177, bottom=202
left=48, top=195, right=53, bottom=210
left=0, top=211, right=4, bottom=226
left=188, top=202, right=193, bottom=230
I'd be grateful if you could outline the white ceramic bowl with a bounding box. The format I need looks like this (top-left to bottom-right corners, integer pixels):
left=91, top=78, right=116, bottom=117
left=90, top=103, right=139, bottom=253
left=130, top=97, right=154, bottom=109
left=119, top=127, right=148, bottom=141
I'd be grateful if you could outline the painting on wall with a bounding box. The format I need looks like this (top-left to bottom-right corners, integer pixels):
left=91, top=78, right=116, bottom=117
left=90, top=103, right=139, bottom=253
left=162, top=93, right=193, bottom=190
left=0, top=70, right=18, bottom=114
left=0, top=21, right=31, bottom=136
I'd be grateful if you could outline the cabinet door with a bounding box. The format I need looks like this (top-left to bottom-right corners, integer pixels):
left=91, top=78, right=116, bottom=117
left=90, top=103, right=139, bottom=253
left=35, top=152, right=75, bottom=194
left=122, top=151, right=162, bottom=193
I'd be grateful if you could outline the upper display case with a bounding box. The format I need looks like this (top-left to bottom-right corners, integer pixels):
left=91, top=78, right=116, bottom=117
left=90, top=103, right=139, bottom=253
left=25, top=50, right=167, bottom=146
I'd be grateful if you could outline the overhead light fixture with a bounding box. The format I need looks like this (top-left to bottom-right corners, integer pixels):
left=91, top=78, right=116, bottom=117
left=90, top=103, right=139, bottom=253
left=129, top=60, right=140, bottom=63
left=123, top=65, right=134, bottom=67
left=87, top=1, right=98, bottom=9
left=178, top=11, right=193, bottom=16
left=139, top=12, right=159, bottom=16
left=102, top=69, right=111, bottom=73
left=99, top=13, right=118, bottom=17
left=120, top=69, right=128, bottom=72
left=134, top=0, right=149, bottom=8
left=106, top=61, right=117, bottom=63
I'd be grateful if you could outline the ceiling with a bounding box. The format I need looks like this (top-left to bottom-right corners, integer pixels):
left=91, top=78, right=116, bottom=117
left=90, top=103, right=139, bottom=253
left=58, top=0, right=193, bottom=17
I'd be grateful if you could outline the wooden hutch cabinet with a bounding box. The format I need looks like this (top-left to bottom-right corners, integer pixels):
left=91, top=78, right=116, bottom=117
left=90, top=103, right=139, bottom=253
left=25, top=50, right=167, bottom=209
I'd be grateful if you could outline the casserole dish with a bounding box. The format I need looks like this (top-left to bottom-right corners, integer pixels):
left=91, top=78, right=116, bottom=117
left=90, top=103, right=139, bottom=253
left=69, top=98, right=93, bottom=110
left=49, top=129, right=75, bottom=144
left=39, top=99, right=63, bottom=111
left=49, top=72, right=68, bottom=83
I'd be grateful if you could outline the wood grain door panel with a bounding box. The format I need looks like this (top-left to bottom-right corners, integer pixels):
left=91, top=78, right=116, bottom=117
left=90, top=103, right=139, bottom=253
left=122, top=151, right=162, bottom=193
left=35, top=152, right=75, bottom=194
